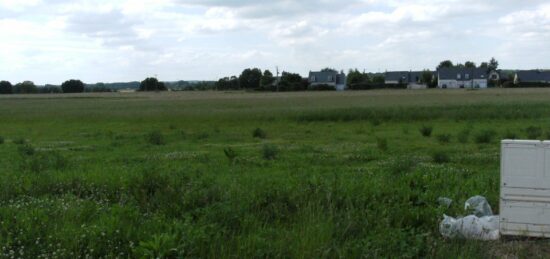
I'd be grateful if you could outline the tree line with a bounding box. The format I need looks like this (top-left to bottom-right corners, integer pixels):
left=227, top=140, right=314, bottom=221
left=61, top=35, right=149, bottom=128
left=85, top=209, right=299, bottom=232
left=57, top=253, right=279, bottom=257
left=215, top=68, right=308, bottom=91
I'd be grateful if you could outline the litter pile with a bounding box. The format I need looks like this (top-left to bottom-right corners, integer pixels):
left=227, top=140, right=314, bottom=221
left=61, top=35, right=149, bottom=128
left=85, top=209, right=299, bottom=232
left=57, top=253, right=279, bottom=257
left=439, top=195, right=500, bottom=240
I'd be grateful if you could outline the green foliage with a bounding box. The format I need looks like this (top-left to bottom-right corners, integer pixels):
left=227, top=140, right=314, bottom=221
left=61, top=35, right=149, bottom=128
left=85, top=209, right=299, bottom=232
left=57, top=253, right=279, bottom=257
left=14, top=81, right=37, bottom=94
left=474, top=130, right=496, bottom=144
left=260, top=70, right=275, bottom=90
left=133, top=233, right=179, bottom=258
left=146, top=131, right=165, bottom=145
left=262, top=144, right=278, bottom=160
left=0, top=136, right=3, bottom=144
left=0, top=80, right=13, bottom=94
left=139, top=78, right=167, bottom=91
left=376, top=138, right=388, bottom=151
left=223, top=147, right=238, bottom=163
left=457, top=129, right=470, bottom=143
left=61, top=79, right=85, bottom=93
left=308, top=84, right=336, bottom=91
left=420, top=125, right=433, bottom=137
left=432, top=151, right=450, bottom=164
left=216, top=76, right=240, bottom=90
left=253, top=128, right=267, bottom=139
left=346, top=69, right=369, bottom=88
left=464, top=61, right=476, bottom=68
left=239, top=68, right=263, bottom=90
left=503, top=130, right=518, bottom=139
left=437, top=60, right=453, bottom=69
left=436, top=134, right=451, bottom=144
left=525, top=126, right=542, bottom=139
left=278, top=72, right=306, bottom=91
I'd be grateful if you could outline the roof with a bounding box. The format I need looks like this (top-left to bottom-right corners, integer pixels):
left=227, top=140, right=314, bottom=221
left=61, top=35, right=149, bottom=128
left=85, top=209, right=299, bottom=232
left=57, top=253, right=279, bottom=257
left=516, top=70, right=550, bottom=82
left=437, top=67, right=487, bottom=80
left=309, top=71, right=346, bottom=84
left=385, top=71, right=432, bottom=83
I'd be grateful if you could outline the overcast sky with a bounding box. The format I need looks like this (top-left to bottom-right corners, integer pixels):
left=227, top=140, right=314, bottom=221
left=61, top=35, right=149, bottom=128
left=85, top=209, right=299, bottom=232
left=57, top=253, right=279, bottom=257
left=1, top=0, right=549, bottom=84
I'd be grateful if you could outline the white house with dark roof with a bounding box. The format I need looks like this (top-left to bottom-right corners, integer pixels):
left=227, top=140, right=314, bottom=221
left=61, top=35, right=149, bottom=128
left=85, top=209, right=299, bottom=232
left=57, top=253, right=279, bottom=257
left=437, top=67, right=488, bottom=88
left=308, top=70, right=347, bottom=91
left=514, top=70, right=550, bottom=84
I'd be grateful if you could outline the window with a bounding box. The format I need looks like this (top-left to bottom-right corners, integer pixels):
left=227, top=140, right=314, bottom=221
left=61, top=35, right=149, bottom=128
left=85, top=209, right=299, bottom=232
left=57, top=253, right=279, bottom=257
left=457, top=74, right=461, bottom=80
left=328, top=76, right=333, bottom=81
left=311, top=76, right=316, bottom=82
left=465, top=74, right=470, bottom=80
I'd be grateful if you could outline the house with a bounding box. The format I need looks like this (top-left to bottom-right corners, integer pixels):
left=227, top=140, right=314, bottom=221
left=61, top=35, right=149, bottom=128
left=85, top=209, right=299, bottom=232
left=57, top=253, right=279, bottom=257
left=437, top=67, right=488, bottom=88
left=308, top=70, right=346, bottom=91
left=514, top=70, right=550, bottom=84
left=385, top=71, right=433, bottom=89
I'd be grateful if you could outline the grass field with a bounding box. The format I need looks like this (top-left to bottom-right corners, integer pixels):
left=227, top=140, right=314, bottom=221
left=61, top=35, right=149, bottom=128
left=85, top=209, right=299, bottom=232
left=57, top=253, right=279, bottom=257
left=2, top=89, right=550, bottom=258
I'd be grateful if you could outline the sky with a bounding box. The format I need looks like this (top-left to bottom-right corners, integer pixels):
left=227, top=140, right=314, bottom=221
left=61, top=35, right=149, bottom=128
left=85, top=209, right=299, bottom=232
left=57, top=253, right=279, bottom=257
left=0, top=0, right=549, bottom=85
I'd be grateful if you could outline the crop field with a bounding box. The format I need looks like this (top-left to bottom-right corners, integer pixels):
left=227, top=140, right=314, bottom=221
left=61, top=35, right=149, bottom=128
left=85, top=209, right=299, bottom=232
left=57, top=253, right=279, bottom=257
left=2, top=89, right=550, bottom=258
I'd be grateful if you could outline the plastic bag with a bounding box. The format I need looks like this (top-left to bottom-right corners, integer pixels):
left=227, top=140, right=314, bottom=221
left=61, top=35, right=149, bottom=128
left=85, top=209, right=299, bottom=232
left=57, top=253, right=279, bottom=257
left=439, top=195, right=499, bottom=240
left=437, top=197, right=453, bottom=208
left=439, top=214, right=500, bottom=240
left=464, top=195, right=493, bottom=217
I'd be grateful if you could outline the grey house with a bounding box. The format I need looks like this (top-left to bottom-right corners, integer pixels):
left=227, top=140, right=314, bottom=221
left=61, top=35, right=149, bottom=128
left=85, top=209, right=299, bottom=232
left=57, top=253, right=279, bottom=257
left=437, top=67, right=487, bottom=88
left=308, top=70, right=347, bottom=91
left=385, top=71, right=432, bottom=89
left=514, top=70, right=550, bottom=84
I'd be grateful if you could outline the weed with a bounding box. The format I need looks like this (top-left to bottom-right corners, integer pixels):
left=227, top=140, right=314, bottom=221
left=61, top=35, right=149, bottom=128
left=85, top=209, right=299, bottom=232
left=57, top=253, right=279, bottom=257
left=432, top=151, right=450, bottom=164
left=253, top=128, right=267, bottom=139
left=377, top=138, right=388, bottom=151
left=474, top=130, right=496, bottom=144
left=420, top=125, right=433, bottom=137
left=146, top=131, right=165, bottom=145
left=525, top=126, right=542, bottom=139
left=262, top=144, right=278, bottom=160
left=436, top=134, right=451, bottom=144
left=223, top=147, right=238, bottom=163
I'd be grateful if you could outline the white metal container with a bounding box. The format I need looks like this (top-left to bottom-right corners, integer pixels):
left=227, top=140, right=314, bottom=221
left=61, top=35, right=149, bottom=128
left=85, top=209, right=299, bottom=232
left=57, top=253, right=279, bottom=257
left=500, top=140, right=550, bottom=237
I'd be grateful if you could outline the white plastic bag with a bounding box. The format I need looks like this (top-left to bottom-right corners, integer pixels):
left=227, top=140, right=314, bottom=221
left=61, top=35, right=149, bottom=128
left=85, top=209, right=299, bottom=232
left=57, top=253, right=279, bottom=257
left=464, top=195, right=493, bottom=217
left=439, top=214, right=500, bottom=240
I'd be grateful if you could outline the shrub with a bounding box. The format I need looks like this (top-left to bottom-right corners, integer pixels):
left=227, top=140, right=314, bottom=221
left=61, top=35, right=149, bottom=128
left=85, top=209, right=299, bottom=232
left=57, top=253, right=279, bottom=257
left=146, top=131, right=165, bottom=145
left=377, top=138, right=388, bottom=151
left=457, top=129, right=470, bottom=143
left=308, top=84, right=336, bottom=91
left=223, top=147, right=238, bottom=163
left=432, top=151, right=450, bottom=164
left=504, top=130, right=518, bottom=139
left=525, top=126, right=542, bottom=139
left=253, top=128, right=267, bottom=139
left=420, top=125, right=433, bottom=137
left=474, top=130, right=496, bottom=144
left=262, top=144, right=278, bottom=160
left=436, top=134, right=451, bottom=144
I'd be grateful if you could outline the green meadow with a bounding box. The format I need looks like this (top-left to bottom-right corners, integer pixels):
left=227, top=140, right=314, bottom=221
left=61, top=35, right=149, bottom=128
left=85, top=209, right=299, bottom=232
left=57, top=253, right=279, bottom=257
left=1, top=89, right=550, bottom=258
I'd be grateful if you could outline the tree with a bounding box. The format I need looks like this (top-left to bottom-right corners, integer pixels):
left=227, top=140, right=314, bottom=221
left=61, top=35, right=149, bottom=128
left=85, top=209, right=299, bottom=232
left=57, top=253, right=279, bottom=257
left=139, top=77, right=167, bottom=91
left=61, top=79, right=85, bottom=93
left=479, top=62, right=489, bottom=69
left=260, top=70, right=275, bottom=90
left=464, top=61, right=476, bottom=68
left=437, top=60, right=454, bottom=69
left=238, top=68, right=262, bottom=89
left=14, top=81, right=37, bottom=94
left=278, top=72, right=304, bottom=91
left=371, top=74, right=385, bottom=84
left=421, top=70, right=434, bottom=85
left=0, top=81, right=12, bottom=94
left=215, top=76, right=239, bottom=90
left=321, top=68, right=337, bottom=72
left=346, top=69, right=369, bottom=88
left=488, top=57, right=499, bottom=72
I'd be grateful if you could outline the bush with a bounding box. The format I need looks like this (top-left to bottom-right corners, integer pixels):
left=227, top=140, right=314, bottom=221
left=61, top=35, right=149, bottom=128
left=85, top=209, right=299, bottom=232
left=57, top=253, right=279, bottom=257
left=61, top=79, right=85, bottom=93
left=308, top=84, right=336, bottom=91
left=146, top=131, right=165, bottom=145
left=223, top=147, right=238, bottom=163
left=377, top=138, right=388, bottom=151
left=503, top=130, right=518, bottom=139
left=436, top=134, right=451, bottom=144
left=262, top=144, right=278, bottom=160
left=419, top=126, right=433, bottom=137
left=457, top=129, right=470, bottom=143
left=525, top=126, right=542, bottom=139
left=474, top=130, right=496, bottom=144
left=253, top=128, right=267, bottom=139
left=432, top=151, right=450, bottom=164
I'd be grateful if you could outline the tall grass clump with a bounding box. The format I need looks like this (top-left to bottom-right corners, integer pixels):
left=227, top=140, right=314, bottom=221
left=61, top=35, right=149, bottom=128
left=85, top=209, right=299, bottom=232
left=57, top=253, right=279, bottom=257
left=432, top=151, right=450, bottom=164
left=436, top=134, right=451, bottom=144
left=377, top=138, right=388, bottom=151
left=457, top=129, right=470, bottom=143
left=262, top=144, right=278, bottom=160
left=419, top=125, right=433, bottom=137
left=474, top=130, right=496, bottom=144
left=525, top=126, right=542, bottom=139
left=146, top=131, right=165, bottom=145
left=252, top=128, right=267, bottom=139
